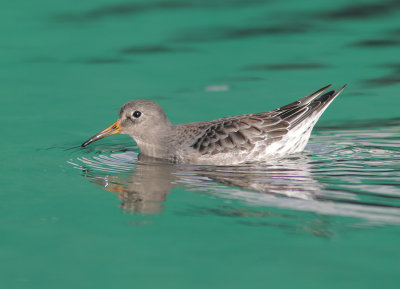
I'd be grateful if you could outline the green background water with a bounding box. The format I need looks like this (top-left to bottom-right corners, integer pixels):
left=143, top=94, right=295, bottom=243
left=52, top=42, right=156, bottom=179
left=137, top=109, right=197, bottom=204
left=1, top=0, right=400, bottom=288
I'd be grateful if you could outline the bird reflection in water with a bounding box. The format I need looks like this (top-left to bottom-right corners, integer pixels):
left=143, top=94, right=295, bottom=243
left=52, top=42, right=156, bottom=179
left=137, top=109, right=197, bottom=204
left=76, top=152, right=320, bottom=215
left=90, top=156, right=176, bottom=214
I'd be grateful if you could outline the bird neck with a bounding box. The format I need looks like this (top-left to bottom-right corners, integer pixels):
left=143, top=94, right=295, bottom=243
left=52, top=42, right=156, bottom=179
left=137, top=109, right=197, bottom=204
left=134, top=125, right=174, bottom=159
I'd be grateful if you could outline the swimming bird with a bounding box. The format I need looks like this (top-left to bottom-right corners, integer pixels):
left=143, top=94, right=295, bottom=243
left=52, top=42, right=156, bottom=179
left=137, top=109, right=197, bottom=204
left=82, top=84, right=345, bottom=165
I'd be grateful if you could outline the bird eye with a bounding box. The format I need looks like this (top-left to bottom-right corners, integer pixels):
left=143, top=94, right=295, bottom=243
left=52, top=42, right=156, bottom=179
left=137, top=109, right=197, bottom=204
left=132, top=111, right=141, bottom=118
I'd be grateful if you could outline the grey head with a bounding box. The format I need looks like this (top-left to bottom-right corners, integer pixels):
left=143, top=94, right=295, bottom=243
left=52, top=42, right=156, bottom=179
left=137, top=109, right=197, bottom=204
left=81, top=99, right=173, bottom=150
left=118, top=99, right=172, bottom=138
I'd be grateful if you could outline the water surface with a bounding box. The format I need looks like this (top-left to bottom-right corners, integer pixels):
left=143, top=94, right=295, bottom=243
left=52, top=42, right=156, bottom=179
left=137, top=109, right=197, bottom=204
left=1, top=0, right=400, bottom=288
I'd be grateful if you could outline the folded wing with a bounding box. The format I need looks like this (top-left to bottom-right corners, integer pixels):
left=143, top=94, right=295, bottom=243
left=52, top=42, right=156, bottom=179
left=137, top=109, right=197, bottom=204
left=191, top=85, right=345, bottom=155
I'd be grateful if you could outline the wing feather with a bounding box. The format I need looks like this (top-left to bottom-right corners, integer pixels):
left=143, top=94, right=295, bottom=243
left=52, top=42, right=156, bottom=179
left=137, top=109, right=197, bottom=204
left=190, top=85, right=345, bottom=156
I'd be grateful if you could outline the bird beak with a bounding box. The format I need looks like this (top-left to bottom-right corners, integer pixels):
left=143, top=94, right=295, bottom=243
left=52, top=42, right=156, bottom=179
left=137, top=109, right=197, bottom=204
left=81, top=121, right=121, bottom=147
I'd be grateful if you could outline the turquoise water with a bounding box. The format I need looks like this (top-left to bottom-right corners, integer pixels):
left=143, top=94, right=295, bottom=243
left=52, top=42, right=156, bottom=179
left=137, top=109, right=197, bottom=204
left=2, top=0, right=400, bottom=288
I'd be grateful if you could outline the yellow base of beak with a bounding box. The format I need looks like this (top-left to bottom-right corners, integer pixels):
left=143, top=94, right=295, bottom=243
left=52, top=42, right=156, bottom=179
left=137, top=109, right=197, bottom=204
left=81, top=121, right=121, bottom=147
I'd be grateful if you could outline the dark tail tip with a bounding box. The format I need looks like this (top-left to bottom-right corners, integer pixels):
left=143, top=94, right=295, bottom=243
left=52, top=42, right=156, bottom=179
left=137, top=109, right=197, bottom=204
left=318, top=85, right=346, bottom=103
left=318, top=90, right=335, bottom=102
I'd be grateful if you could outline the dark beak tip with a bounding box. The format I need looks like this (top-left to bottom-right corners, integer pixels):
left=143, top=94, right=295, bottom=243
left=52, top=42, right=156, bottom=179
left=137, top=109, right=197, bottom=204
left=80, top=121, right=120, bottom=148
left=81, top=139, right=92, bottom=147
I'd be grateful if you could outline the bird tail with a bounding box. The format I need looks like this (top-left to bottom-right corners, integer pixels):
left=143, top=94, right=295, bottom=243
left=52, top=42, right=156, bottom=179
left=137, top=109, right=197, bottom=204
left=277, top=85, right=346, bottom=128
